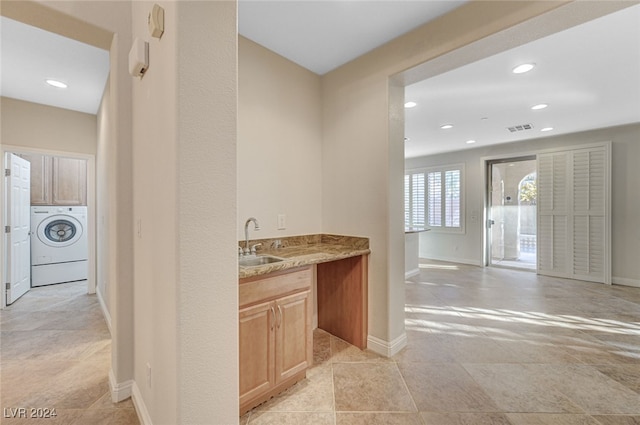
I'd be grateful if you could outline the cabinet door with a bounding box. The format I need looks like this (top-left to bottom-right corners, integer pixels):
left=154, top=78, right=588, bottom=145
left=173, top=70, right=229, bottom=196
left=275, top=290, right=311, bottom=383
left=52, top=157, right=87, bottom=206
left=239, top=300, right=276, bottom=406
left=19, top=153, right=52, bottom=205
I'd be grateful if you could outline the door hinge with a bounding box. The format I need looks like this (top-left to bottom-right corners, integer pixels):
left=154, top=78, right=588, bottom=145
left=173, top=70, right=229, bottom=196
left=4, top=226, right=10, bottom=233
left=4, top=169, right=10, bottom=177
left=5, top=282, right=9, bottom=290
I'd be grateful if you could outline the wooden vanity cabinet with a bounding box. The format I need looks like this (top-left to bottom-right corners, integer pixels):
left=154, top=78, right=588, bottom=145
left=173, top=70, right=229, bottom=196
left=239, top=267, right=312, bottom=415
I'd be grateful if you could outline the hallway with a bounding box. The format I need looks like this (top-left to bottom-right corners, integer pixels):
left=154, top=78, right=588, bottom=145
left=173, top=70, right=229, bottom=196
left=2, top=262, right=639, bottom=424
left=0, top=281, right=139, bottom=424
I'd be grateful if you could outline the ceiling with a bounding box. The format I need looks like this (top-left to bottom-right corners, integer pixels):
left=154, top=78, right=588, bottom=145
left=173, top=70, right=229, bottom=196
left=403, top=4, right=640, bottom=158
left=238, top=0, right=467, bottom=75
left=2, top=2, right=639, bottom=159
left=0, top=16, right=109, bottom=115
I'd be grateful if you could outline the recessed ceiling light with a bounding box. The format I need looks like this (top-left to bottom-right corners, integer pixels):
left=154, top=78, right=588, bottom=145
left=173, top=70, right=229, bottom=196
left=512, top=63, right=535, bottom=74
left=440, top=124, right=453, bottom=130
left=541, top=127, right=554, bottom=132
left=466, top=140, right=476, bottom=144
left=404, top=101, right=417, bottom=108
left=531, top=103, right=548, bottom=110
left=45, top=79, right=68, bottom=89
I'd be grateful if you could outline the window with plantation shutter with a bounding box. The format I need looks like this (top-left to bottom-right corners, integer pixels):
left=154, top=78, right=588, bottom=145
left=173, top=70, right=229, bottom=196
left=405, top=165, right=464, bottom=232
left=537, top=145, right=610, bottom=284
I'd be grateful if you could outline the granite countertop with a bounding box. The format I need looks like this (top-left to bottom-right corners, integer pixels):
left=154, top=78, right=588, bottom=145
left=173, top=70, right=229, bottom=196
left=238, top=234, right=370, bottom=279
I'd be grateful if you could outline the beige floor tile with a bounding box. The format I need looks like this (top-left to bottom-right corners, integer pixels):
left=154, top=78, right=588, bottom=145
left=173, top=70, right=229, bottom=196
left=462, top=364, right=583, bottom=413
left=314, top=328, right=333, bottom=365
left=506, top=413, right=602, bottom=424
left=256, top=363, right=335, bottom=412
left=330, top=336, right=391, bottom=363
left=398, top=363, right=499, bottom=413
left=333, top=362, right=416, bottom=412
left=248, top=411, right=335, bottom=425
left=337, top=412, right=424, bottom=425
left=70, top=408, right=140, bottom=425
left=594, top=365, right=640, bottom=393
left=535, top=365, right=640, bottom=414
left=590, top=416, right=640, bottom=425
left=421, top=412, right=512, bottom=425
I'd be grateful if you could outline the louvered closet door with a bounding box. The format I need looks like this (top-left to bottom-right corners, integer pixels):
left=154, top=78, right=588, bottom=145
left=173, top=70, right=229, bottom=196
left=537, top=145, right=610, bottom=284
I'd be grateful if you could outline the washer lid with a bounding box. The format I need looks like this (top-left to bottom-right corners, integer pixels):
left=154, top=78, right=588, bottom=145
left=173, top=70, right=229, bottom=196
left=37, top=215, right=83, bottom=247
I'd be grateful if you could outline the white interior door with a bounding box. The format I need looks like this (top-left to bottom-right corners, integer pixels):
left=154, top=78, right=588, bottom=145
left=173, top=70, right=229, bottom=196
left=5, top=153, right=31, bottom=304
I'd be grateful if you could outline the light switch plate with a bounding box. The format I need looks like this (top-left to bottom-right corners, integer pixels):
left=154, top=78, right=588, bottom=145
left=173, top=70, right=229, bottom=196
left=277, top=214, right=286, bottom=230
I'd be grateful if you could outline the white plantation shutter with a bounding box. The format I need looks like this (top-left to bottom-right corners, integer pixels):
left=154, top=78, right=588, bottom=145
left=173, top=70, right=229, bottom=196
left=405, top=165, right=463, bottom=232
left=412, top=173, right=426, bottom=228
left=427, top=172, right=441, bottom=227
left=572, top=149, right=606, bottom=280
left=538, top=153, right=569, bottom=274
left=537, top=145, right=609, bottom=283
left=445, top=170, right=461, bottom=228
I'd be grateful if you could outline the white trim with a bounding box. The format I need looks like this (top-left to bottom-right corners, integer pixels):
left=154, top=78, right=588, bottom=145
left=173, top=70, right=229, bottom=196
left=131, top=381, right=153, bottom=425
left=97, top=287, right=112, bottom=335
left=109, top=369, right=133, bottom=402
left=367, top=332, right=407, bottom=358
left=405, top=269, right=420, bottom=279
left=612, top=276, right=640, bottom=288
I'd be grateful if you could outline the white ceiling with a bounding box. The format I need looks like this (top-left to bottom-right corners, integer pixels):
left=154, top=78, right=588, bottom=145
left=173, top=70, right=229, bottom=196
left=403, top=4, right=640, bottom=158
left=0, top=16, right=110, bottom=115
left=238, top=0, right=467, bottom=75
left=2, top=2, right=638, bottom=161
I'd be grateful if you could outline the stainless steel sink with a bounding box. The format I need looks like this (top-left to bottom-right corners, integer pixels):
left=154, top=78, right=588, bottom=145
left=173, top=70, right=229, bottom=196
left=239, top=255, right=284, bottom=268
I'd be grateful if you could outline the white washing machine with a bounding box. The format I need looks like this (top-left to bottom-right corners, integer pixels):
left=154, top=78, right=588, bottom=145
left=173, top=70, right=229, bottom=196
left=31, top=206, right=88, bottom=287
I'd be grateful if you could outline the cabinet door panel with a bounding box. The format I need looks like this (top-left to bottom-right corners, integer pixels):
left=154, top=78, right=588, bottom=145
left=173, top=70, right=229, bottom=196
left=275, top=290, right=311, bottom=383
left=239, top=301, right=275, bottom=405
left=52, top=157, right=87, bottom=205
left=19, top=153, right=52, bottom=205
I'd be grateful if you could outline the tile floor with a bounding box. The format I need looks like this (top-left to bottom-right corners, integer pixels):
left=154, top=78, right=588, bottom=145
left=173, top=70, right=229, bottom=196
left=0, top=281, right=139, bottom=425
left=3, top=261, right=639, bottom=425
left=242, top=260, right=640, bottom=425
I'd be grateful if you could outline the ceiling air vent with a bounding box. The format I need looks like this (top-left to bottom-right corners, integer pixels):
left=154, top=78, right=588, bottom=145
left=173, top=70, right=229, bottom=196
left=507, top=123, right=534, bottom=133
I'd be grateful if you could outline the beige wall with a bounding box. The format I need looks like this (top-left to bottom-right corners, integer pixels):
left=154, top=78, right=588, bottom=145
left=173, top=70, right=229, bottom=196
left=406, top=123, right=640, bottom=286
left=131, top=1, right=239, bottom=423
left=96, top=78, right=111, bottom=320
left=238, top=37, right=322, bottom=241
left=1, top=97, right=97, bottom=155
left=320, top=1, right=578, bottom=352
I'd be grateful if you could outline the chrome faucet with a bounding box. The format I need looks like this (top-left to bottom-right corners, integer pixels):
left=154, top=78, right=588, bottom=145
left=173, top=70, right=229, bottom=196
left=244, top=217, right=260, bottom=255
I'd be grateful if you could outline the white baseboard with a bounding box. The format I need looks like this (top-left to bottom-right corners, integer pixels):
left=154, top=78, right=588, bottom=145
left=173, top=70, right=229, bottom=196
left=420, top=256, right=482, bottom=267
left=97, top=288, right=112, bottom=335
left=612, top=276, right=640, bottom=288
left=131, top=382, right=153, bottom=425
left=405, top=269, right=420, bottom=279
left=109, top=369, right=133, bottom=403
left=367, top=332, right=407, bottom=358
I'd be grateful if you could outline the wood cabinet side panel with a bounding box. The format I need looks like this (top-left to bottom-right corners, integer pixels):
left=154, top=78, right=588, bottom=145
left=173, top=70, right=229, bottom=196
left=317, top=256, right=367, bottom=349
